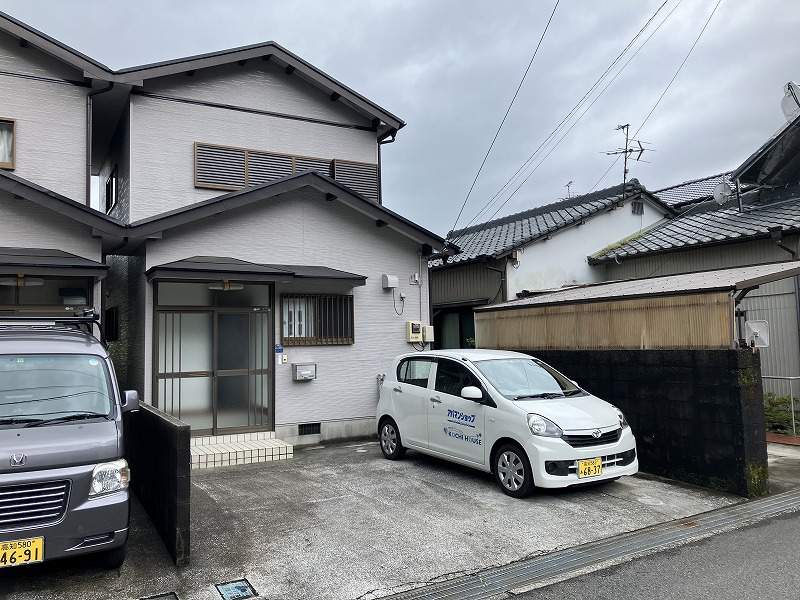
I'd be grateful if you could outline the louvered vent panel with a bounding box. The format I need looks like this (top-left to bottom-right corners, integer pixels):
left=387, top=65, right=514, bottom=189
left=248, top=151, right=294, bottom=185
left=195, top=144, right=246, bottom=189
left=294, top=156, right=332, bottom=176
left=333, top=160, right=379, bottom=202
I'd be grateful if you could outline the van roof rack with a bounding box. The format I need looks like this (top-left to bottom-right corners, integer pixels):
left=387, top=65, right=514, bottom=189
left=0, top=310, right=105, bottom=345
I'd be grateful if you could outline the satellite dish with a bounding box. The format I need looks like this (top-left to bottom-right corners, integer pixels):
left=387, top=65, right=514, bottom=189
left=781, top=81, right=800, bottom=122
left=713, top=181, right=734, bottom=205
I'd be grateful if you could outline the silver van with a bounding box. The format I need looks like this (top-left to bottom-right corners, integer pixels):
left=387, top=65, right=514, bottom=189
left=0, top=314, right=138, bottom=570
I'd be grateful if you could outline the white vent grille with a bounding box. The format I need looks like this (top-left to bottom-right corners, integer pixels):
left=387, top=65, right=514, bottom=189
left=334, top=160, right=379, bottom=202
left=248, top=151, right=294, bottom=186
left=294, top=156, right=332, bottom=176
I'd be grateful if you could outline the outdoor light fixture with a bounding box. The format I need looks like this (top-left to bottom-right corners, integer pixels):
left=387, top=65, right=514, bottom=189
left=0, top=276, right=44, bottom=287
left=207, top=281, right=244, bottom=291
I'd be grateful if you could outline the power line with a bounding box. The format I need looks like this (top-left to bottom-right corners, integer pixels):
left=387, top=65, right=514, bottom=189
left=471, top=0, right=681, bottom=226
left=460, top=0, right=672, bottom=231
left=590, top=0, right=724, bottom=192
left=448, top=0, right=560, bottom=235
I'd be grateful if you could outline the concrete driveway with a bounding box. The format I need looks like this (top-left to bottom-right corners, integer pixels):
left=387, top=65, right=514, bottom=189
left=2, top=440, right=736, bottom=600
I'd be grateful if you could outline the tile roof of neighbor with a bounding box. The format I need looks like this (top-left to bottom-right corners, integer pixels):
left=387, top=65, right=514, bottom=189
left=590, top=185, right=800, bottom=264
left=653, top=172, right=734, bottom=208
left=435, top=181, right=663, bottom=267
left=478, top=261, right=800, bottom=312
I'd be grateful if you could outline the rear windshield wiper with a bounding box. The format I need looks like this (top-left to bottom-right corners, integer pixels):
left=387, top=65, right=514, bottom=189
left=514, top=392, right=565, bottom=400
left=25, top=412, right=109, bottom=427
left=562, top=389, right=585, bottom=396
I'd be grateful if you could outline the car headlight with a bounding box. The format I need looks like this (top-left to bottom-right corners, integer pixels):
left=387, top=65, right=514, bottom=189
left=89, top=459, right=130, bottom=496
left=527, top=413, right=563, bottom=437
left=616, top=408, right=629, bottom=429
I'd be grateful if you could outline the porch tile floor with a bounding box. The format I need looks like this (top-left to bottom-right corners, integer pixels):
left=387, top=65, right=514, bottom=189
left=190, top=432, right=293, bottom=470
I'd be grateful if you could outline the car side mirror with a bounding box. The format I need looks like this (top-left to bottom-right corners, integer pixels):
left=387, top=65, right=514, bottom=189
left=460, top=386, right=483, bottom=401
left=122, top=390, right=140, bottom=413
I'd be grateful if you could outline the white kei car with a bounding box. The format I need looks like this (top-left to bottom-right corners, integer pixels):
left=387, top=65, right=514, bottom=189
left=376, top=349, right=638, bottom=497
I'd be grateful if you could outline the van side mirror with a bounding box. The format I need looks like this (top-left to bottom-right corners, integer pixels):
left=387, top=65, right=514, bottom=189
left=460, top=386, right=483, bottom=401
left=122, top=390, right=140, bottom=413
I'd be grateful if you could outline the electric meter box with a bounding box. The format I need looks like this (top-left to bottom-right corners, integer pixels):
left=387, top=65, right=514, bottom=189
left=292, top=363, right=317, bottom=381
left=406, top=320, right=423, bottom=343
left=422, top=325, right=435, bottom=343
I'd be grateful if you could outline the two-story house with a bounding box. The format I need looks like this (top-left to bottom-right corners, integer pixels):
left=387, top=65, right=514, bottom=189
left=0, top=12, right=444, bottom=451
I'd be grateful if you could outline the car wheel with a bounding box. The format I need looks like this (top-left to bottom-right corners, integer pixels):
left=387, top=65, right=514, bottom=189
left=379, top=418, right=406, bottom=460
left=98, top=543, right=127, bottom=569
left=494, top=444, right=534, bottom=498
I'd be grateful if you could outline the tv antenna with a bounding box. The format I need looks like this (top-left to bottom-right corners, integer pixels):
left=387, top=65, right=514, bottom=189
left=564, top=180, right=573, bottom=198
left=604, top=124, right=652, bottom=198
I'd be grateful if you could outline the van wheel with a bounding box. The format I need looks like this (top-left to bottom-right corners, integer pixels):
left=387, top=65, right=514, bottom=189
left=494, top=443, right=534, bottom=498
left=98, top=543, right=127, bottom=570
left=379, top=418, right=406, bottom=460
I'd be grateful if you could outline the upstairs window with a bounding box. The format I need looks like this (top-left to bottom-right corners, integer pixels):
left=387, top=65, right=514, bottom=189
left=105, top=166, right=118, bottom=213
left=631, top=200, right=644, bottom=215
left=0, top=119, right=15, bottom=170
left=282, top=294, right=354, bottom=346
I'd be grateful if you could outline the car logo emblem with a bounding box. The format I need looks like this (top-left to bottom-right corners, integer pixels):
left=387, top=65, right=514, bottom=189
left=9, top=452, right=27, bottom=467
left=591, top=429, right=602, bottom=439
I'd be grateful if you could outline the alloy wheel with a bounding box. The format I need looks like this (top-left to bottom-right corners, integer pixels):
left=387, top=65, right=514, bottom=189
left=498, top=450, right=525, bottom=491
left=381, top=423, right=397, bottom=455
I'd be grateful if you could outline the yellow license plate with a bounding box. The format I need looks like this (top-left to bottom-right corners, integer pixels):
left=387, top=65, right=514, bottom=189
left=577, top=457, right=603, bottom=479
left=0, top=537, right=44, bottom=568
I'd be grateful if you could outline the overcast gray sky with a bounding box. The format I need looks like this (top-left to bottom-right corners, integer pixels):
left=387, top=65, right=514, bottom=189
left=2, top=0, right=797, bottom=236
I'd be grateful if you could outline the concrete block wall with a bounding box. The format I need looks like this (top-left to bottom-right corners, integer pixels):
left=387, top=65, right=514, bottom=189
left=529, top=349, right=768, bottom=497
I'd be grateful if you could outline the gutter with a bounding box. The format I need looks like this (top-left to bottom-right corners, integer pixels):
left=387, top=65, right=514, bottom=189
left=86, top=82, right=114, bottom=206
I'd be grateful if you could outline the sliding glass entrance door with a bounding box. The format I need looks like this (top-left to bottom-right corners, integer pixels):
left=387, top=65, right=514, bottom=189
left=154, top=281, right=273, bottom=435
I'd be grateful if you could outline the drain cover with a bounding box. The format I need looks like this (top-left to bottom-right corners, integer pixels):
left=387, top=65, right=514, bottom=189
left=215, top=579, right=258, bottom=600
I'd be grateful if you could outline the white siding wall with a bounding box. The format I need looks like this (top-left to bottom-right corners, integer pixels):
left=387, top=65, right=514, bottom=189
left=0, top=192, right=101, bottom=260
left=142, top=189, right=428, bottom=426
left=0, top=32, right=88, bottom=203
left=505, top=198, right=665, bottom=293
left=128, top=90, right=378, bottom=222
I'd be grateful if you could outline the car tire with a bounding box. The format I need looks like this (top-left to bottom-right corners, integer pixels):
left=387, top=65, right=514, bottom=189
left=378, top=418, right=406, bottom=460
left=98, top=543, right=127, bottom=570
left=494, top=443, right=535, bottom=498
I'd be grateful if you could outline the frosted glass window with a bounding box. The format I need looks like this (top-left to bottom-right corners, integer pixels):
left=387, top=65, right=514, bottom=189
left=0, top=120, right=13, bottom=169
left=157, top=282, right=214, bottom=306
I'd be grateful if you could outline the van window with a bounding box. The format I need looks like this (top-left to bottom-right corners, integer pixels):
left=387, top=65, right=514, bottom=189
left=434, top=359, right=482, bottom=397
left=0, top=354, right=113, bottom=428
left=397, top=358, right=432, bottom=388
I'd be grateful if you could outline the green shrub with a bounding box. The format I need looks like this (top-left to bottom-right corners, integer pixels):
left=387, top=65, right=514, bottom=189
left=764, top=393, right=796, bottom=433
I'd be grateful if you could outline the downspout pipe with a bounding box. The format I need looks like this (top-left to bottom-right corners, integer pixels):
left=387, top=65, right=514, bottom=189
left=86, top=82, right=114, bottom=207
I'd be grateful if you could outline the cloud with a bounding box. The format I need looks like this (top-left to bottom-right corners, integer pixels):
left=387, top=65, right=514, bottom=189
left=1, top=0, right=798, bottom=235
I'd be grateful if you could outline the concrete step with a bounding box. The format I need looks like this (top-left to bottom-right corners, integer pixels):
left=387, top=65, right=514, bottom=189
left=190, top=436, right=293, bottom=470
left=190, top=431, right=276, bottom=447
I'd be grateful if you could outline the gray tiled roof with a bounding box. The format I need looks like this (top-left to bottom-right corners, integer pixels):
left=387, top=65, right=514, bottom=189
left=653, top=172, right=733, bottom=208
left=436, top=182, right=644, bottom=266
left=590, top=188, right=800, bottom=264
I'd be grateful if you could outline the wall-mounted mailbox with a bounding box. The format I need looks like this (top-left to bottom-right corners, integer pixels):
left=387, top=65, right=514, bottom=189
left=292, top=363, right=317, bottom=381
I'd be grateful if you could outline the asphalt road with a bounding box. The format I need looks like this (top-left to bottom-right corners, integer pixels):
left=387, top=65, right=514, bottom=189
left=520, top=510, right=800, bottom=600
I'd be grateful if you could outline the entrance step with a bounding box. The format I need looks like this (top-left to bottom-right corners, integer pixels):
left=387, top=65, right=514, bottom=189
left=190, top=433, right=293, bottom=470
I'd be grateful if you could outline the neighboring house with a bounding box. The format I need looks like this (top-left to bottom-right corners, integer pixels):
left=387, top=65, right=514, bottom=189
left=651, top=171, right=735, bottom=210
left=590, top=110, right=800, bottom=387
left=429, top=181, right=672, bottom=347
left=0, top=12, right=444, bottom=445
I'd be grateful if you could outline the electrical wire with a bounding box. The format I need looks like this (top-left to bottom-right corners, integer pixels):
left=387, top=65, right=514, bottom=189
left=449, top=0, right=560, bottom=235
left=590, top=0, right=724, bottom=192
left=460, top=0, right=672, bottom=231
left=392, top=288, right=405, bottom=316
left=481, top=0, right=684, bottom=223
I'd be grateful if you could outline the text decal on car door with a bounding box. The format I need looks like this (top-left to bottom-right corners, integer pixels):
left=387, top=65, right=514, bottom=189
left=443, top=427, right=482, bottom=445
left=447, top=409, right=476, bottom=428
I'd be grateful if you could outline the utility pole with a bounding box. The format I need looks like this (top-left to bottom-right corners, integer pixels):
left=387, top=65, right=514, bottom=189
left=604, top=124, right=651, bottom=199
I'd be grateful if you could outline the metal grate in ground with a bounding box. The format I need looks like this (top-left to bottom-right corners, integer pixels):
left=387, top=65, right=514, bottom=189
left=382, top=487, right=800, bottom=600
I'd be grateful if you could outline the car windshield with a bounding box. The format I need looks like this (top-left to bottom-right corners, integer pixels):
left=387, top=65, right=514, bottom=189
left=473, top=358, right=583, bottom=400
left=0, top=354, right=113, bottom=428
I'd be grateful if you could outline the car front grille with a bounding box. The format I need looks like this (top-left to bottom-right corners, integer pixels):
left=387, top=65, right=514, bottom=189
left=0, top=480, right=70, bottom=530
left=562, top=428, right=622, bottom=448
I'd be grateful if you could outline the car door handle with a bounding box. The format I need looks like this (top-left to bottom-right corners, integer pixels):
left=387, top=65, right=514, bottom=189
left=393, top=386, right=402, bottom=393
left=430, top=396, right=442, bottom=404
